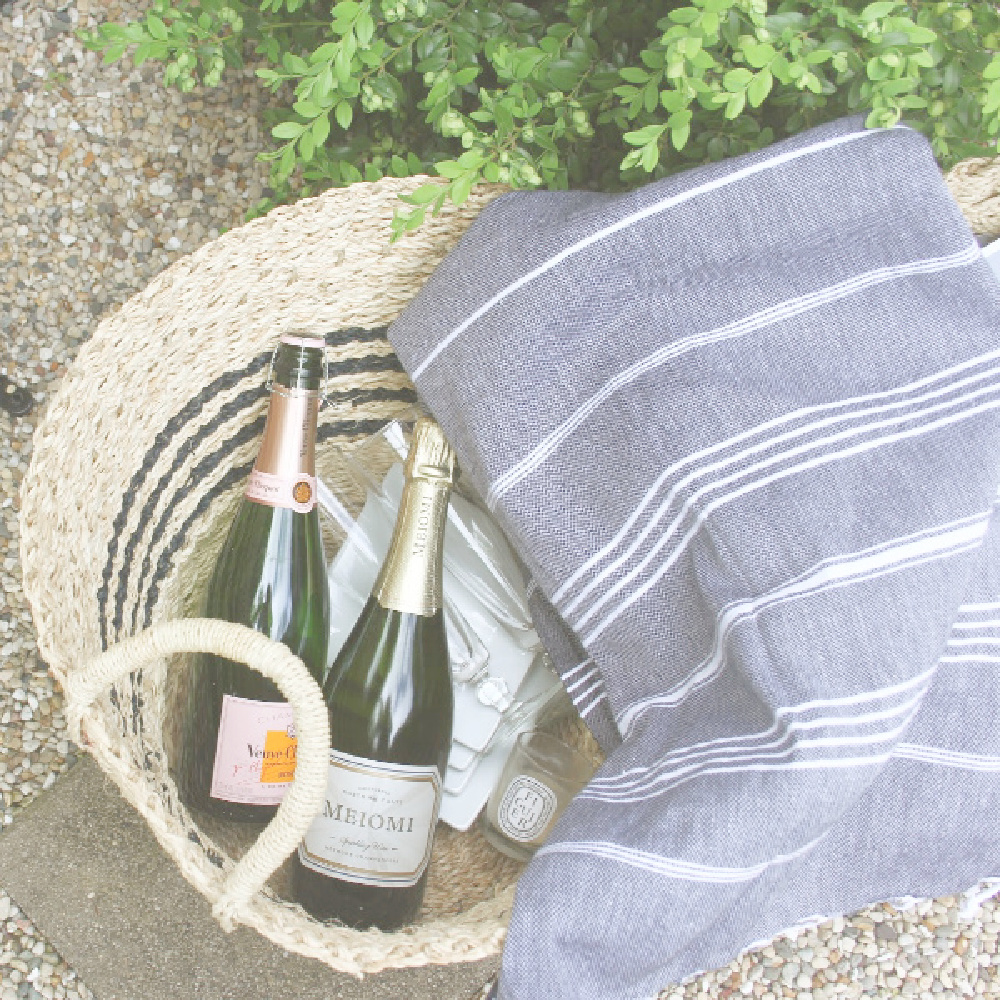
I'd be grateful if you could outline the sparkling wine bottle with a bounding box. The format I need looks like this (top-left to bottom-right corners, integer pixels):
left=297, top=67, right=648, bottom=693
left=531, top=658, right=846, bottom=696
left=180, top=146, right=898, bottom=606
left=176, top=334, right=330, bottom=824
left=293, top=417, right=456, bottom=930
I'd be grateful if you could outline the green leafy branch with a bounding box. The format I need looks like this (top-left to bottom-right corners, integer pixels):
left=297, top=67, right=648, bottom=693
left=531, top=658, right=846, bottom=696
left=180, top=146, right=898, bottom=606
left=81, top=0, right=1000, bottom=238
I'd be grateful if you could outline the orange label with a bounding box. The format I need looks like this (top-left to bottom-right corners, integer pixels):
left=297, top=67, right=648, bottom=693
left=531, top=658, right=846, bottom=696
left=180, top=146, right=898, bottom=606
left=260, top=728, right=298, bottom=784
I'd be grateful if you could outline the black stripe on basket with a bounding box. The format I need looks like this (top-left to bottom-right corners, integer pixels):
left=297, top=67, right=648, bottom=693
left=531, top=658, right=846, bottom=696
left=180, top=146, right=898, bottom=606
left=98, top=326, right=404, bottom=647
left=121, top=379, right=417, bottom=638
left=98, top=327, right=416, bottom=648
left=113, top=389, right=268, bottom=644
left=125, top=379, right=415, bottom=635
left=97, top=326, right=402, bottom=649
left=97, top=353, right=270, bottom=647
left=137, top=414, right=409, bottom=631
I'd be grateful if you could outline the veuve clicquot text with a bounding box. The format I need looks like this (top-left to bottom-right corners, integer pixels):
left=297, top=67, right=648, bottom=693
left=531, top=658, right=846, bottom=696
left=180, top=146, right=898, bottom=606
left=176, top=335, right=330, bottom=824
left=292, top=416, right=456, bottom=930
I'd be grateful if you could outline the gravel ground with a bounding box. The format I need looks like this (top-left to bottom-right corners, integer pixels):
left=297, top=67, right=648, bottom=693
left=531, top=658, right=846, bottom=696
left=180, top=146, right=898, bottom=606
left=1, top=0, right=999, bottom=998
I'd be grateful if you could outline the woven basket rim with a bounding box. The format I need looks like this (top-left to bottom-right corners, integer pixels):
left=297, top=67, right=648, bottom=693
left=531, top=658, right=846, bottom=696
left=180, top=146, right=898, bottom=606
left=18, top=152, right=1000, bottom=973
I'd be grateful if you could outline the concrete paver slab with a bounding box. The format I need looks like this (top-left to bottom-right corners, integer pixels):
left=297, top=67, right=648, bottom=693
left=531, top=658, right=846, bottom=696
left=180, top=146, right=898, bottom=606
left=0, top=759, right=499, bottom=1000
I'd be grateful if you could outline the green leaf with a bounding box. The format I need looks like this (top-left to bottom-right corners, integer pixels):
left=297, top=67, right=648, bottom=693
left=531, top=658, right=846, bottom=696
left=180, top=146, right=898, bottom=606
left=942, top=62, right=962, bottom=95
left=146, top=14, right=168, bottom=40
left=272, top=121, right=305, bottom=139
left=453, top=66, right=480, bottom=87
left=723, top=68, right=753, bottom=93
left=102, top=41, right=128, bottom=65
left=312, top=65, right=335, bottom=104
left=457, top=149, right=486, bottom=170
left=623, top=123, right=665, bottom=146
left=133, top=40, right=154, bottom=66
left=311, top=113, right=331, bottom=145
left=743, top=42, right=775, bottom=70
left=866, top=56, right=890, bottom=81
left=859, top=2, right=900, bottom=24
left=548, top=59, right=584, bottom=91
left=668, top=7, right=699, bottom=26
left=404, top=205, right=427, bottom=232
left=334, top=45, right=353, bottom=85
left=747, top=68, right=772, bottom=108
left=310, top=43, right=341, bottom=64
left=765, top=12, right=807, bottom=33
left=282, top=52, right=310, bottom=75
left=401, top=182, right=445, bottom=205
left=435, top=159, right=464, bottom=179
left=907, top=49, right=935, bottom=69
left=900, top=24, right=937, bottom=44
left=512, top=48, right=545, bottom=80
left=451, top=172, right=475, bottom=205
left=331, top=1, right=360, bottom=21
left=293, top=99, right=323, bottom=119
left=494, top=100, right=515, bottom=134
left=278, top=143, right=296, bottom=178
left=355, top=11, right=375, bottom=47
left=986, top=79, right=1000, bottom=116
left=334, top=100, right=353, bottom=130
left=340, top=161, right=363, bottom=183
left=660, top=88, right=688, bottom=113
left=644, top=81, right=659, bottom=113
left=619, top=67, right=649, bottom=84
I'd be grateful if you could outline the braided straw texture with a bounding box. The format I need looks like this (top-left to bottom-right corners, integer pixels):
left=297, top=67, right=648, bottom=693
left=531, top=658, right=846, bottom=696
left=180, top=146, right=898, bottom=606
left=947, top=155, right=1000, bottom=238
left=19, top=176, right=525, bottom=975
left=18, top=160, right=996, bottom=974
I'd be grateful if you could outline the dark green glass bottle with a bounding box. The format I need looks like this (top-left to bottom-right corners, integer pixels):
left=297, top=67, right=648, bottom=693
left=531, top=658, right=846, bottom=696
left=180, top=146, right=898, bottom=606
left=176, top=335, right=330, bottom=824
left=292, top=417, right=455, bottom=930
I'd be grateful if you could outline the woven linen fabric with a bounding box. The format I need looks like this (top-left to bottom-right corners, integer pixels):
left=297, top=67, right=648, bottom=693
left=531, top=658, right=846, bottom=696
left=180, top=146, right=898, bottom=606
left=387, top=114, right=1000, bottom=999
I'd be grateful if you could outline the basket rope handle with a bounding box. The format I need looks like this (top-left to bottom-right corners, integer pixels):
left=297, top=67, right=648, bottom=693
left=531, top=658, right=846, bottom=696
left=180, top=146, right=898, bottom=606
left=66, top=618, right=332, bottom=931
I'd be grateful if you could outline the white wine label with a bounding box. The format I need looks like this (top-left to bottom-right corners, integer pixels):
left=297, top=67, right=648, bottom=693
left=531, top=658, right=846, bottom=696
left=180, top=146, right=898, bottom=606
left=298, top=751, right=441, bottom=887
left=496, top=776, right=557, bottom=843
left=209, top=695, right=297, bottom=805
left=245, top=469, right=317, bottom=513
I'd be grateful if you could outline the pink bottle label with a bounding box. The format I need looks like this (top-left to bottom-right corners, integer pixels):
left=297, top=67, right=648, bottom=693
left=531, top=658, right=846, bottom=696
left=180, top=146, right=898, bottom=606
left=246, top=387, right=318, bottom=512
left=245, top=469, right=317, bottom=513
left=210, top=695, right=297, bottom=806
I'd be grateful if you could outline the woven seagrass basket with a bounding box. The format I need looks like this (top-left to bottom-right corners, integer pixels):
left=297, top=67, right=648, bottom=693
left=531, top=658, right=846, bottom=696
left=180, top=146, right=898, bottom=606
left=18, top=160, right=1000, bottom=975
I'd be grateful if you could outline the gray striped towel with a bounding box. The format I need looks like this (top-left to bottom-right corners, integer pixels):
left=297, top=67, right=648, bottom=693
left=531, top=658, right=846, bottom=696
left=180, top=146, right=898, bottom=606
left=387, top=114, right=1000, bottom=999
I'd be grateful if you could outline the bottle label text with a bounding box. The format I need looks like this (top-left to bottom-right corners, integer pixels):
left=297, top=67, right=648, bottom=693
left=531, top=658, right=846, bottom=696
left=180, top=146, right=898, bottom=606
left=209, top=695, right=297, bottom=805
left=298, top=750, right=441, bottom=887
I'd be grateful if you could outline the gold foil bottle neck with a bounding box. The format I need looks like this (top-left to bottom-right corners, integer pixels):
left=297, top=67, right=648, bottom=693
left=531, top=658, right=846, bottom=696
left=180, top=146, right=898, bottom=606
left=405, top=417, right=457, bottom=486
left=374, top=418, right=455, bottom=616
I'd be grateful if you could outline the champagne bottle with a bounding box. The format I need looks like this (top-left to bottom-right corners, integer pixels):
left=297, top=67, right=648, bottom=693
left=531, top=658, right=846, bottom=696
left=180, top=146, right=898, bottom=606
left=292, top=417, right=456, bottom=930
left=176, top=334, right=331, bottom=824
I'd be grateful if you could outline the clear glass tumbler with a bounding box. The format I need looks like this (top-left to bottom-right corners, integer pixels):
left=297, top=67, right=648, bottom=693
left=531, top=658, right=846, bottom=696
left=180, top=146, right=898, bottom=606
left=481, top=729, right=595, bottom=861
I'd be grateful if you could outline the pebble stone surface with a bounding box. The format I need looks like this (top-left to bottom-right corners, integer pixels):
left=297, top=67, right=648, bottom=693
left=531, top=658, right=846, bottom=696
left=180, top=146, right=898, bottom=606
left=0, top=0, right=998, bottom=998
